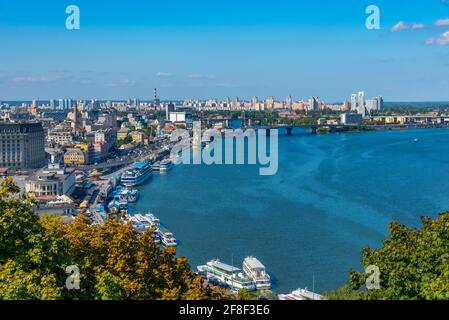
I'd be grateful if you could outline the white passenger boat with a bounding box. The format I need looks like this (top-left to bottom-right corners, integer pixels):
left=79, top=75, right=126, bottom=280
left=159, top=159, right=174, bottom=173
left=121, top=161, right=153, bottom=187
left=197, top=259, right=256, bottom=291
left=278, top=288, right=324, bottom=301
left=243, top=256, right=271, bottom=290
left=158, top=228, right=177, bottom=247
left=152, top=161, right=161, bottom=171
left=126, top=213, right=161, bottom=243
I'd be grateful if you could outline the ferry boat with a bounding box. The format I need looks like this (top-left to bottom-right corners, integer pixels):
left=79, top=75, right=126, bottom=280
left=158, top=228, right=177, bottom=247
left=278, top=288, right=324, bottom=301
left=126, top=213, right=161, bottom=243
left=160, top=159, right=174, bottom=173
left=142, top=212, right=160, bottom=228
left=152, top=161, right=161, bottom=171
left=113, top=186, right=139, bottom=203
left=197, top=259, right=256, bottom=291
left=108, top=199, right=128, bottom=213
left=121, top=161, right=153, bottom=187
left=243, top=256, right=271, bottom=290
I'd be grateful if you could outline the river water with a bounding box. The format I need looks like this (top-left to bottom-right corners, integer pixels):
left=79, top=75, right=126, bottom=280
left=132, top=128, right=449, bottom=293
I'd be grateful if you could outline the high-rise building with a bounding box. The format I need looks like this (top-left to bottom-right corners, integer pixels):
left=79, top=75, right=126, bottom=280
left=134, top=98, right=140, bottom=109
left=231, top=97, right=241, bottom=110
left=58, top=99, right=73, bottom=110
left=251, top=96, right=258, bottom=110
left=266, top=97, right=274, bottom=111
left=351, top=94, right=358, bottom=111
left=357, top=91, right=365, bottom=115
left=153, top=88, right=160, bottom=109
left=72, top=103, right=79, bottom=133
left=376, top=96, right=384, bottom=111
left=0, top=122, right=46, bottom=168
left=166, top=103, right=175, bottom=121
left=286, top=95, right=293, bottom=110
left=365, top=96, right=384, bottom=114
left=308, top=96, right=319, bottom=111
left=365, top=99, right=377, bottom=114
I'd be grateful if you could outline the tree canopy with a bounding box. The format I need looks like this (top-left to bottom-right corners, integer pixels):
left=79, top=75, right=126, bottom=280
left=0, top=177, right=229, bottom=300
left=327, top=213, right=449, bottom=300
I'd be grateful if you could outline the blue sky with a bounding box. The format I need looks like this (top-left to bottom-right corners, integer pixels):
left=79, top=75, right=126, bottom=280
left=1, top=0, right=449, bottom=101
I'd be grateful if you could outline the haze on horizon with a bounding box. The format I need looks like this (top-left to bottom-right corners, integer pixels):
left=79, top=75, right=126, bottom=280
left=1, top=0, right=449, bottom=102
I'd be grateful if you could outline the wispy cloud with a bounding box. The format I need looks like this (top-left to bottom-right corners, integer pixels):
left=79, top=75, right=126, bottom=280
left=411, top=23, right=425, bottom=30
left=437, top=31, right=449, bottom=45
left=188, top=73, right=216, bottom=80
left=391, top=21, right=426, bottom=32
left=156, top=71, right=174, bottom=78
left=12, top=75, right=60, bottom=83
left=435, top=18, right=449, bottom=27
left=391, top=21, right=409, bottom=32
left=0, top=70, right=98, bottom=86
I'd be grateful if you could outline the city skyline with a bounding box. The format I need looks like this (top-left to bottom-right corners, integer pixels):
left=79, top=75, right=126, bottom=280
left=1, top=0, right=449, bottom=101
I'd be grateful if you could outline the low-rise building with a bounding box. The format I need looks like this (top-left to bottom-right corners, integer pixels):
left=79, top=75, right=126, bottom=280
left=64, top=148, right=89, bottom=166
left=130, top=131, right=145, bottom=145
left=117, top=127, right=131, bottom=141
left=26, top=155, right=76, bottom=197
left=340, top=113, right=363, bottom=125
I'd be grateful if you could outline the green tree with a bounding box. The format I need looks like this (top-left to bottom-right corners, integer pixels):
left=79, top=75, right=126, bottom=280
left=0, top=179, right=230, bottom=300
left=117, top=135, right=133, bottom=148
left=237, top=288, right=256, bottom=300
left=327, top=213, right=449, bottom=300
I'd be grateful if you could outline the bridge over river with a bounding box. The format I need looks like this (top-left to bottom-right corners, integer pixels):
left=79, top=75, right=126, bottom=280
left=250, top=123, right=449, bottom=135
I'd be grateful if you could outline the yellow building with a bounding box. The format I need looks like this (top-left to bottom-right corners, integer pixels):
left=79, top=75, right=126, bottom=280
left=73, top=144, right=90, bottom=152
left=64, top=149, right=88, bottom=166
left=130, top=131, right=144, bottom=144
left=292, top=101, right=306, bottom=111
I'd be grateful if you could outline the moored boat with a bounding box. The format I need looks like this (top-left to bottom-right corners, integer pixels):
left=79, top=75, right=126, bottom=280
left=160, top=159, right=174, bottom=173
left=121, top=161, right=153, bottom=187
left=158, top=228, right=177, bottom=247
left=197, top=259, right=256, bottom=291
left=243, top=256, right=271, bottom=290
left=278, top=288, right=324, bottom=301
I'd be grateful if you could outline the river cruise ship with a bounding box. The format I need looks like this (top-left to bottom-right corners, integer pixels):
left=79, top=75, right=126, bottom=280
left=243, top=256, right=271, bottom=290
left=121, top=161, right=153, bottom=187
left=197, top=259, right=256, bottom=291
left=158, top=228, right=177, bottom=247
left=159, top=159, right=174, bottom=172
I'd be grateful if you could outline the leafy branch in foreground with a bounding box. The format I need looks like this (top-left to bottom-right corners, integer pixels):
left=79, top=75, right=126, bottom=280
left=0, top=177, right=230, bottom=300
left=326, top=213, right=449, bottom=300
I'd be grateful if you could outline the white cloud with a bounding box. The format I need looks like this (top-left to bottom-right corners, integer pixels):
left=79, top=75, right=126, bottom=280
left=156, top=71, right=174, bottom=78
left=435, top=18, right=449, bottom=26
left=391, top=21, right=426, bottom=32
left=188, top=74, right=216, bottom=80
left=411, top=23, right=425, bottom=30
left=391, top=21, right=409, bottom=32
left=12, top=76, right=56, bottom=83
left=437, top=31, right=449, bottom=45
